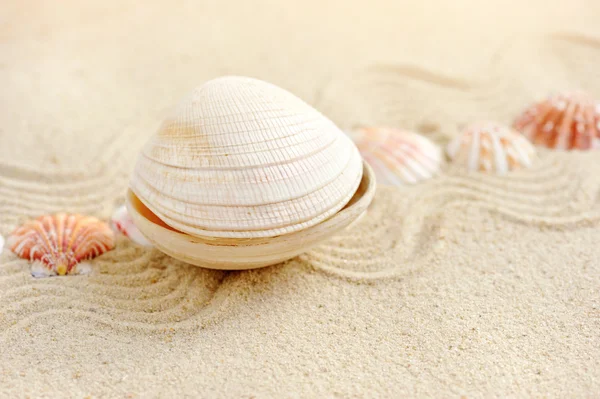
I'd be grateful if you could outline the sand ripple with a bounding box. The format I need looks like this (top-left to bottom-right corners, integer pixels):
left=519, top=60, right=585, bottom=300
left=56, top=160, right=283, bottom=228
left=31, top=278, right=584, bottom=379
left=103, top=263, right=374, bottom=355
left=1, top=32, right=600, bottom=339
left=293, top=33, right=600, bottom=281
left=316, top=40, right=534, bottom=144
left=0, top=239, right=228, bottom=333
left=302, top=150, right=600, bottom=280
left=0, top=126, right=142, bottom=233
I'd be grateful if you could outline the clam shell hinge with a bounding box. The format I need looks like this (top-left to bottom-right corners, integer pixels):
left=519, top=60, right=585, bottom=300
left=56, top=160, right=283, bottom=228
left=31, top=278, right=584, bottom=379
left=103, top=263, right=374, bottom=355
left=447, top=121, right=536, bottom=175
left=8, top=213, right=115, bottom=277
left=347, top=127, right=442, bottom=186
left=513, top=91, right=600, bottom=150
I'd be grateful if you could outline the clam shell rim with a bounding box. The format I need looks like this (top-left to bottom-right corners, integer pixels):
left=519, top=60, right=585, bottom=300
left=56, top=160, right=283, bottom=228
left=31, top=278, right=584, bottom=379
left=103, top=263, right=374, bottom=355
left=126, top=161, right=377, bottom=270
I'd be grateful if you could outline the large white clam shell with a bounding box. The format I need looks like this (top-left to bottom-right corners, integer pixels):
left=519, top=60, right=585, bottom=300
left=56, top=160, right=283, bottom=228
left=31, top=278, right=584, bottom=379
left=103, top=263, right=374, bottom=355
left=126, top=162, right=375, bottom=270
left=130, top=76, right=363, bottom=239
left=128, top=76, right=373, bottom=269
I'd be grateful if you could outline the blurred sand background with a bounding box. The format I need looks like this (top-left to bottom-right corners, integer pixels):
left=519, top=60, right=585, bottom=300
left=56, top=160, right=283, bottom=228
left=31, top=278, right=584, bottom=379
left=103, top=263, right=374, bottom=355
left=1, top=0, right=600, bottom=397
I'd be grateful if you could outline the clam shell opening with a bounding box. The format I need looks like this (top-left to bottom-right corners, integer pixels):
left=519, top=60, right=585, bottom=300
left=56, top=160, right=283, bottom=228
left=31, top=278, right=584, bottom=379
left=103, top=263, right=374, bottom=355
left=126, top=162, right=375, bottom=270
left=127, top=76, right=376, bottom=270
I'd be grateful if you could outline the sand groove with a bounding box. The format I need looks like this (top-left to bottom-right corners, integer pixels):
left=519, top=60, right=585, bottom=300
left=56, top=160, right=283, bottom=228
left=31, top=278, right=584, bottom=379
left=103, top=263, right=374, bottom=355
left=292, top=32, right=600, bottom=282
left=0, top=241, right=228, bottom=333
left=0, top=123, right=144, bottom=234
left=317, top=34, right=600, bottom=144
left=317, top=44, right=529, bottom=141
left=304, top=151, right=600, bottom=280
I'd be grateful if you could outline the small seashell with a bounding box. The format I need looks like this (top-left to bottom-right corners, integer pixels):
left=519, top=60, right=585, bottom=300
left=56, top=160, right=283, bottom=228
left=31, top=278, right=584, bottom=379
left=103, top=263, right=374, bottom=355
left=0, top=234, right=4, bottom=255
left=111, top=205, right=153, bottom=247
left=347, top=127, right=442, bottom=186
left=7, top=213, right=115, bottom=277
left=446, top=121, right=536, bottom=175
left=513, top=91, right=600, bottom=150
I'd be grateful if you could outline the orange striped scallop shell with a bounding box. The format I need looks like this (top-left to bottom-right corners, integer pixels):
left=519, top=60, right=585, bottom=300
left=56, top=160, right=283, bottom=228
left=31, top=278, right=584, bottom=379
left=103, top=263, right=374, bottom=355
left=8, top=213, right=115, bottom=277
left=513, top=91, right=600, bottom=150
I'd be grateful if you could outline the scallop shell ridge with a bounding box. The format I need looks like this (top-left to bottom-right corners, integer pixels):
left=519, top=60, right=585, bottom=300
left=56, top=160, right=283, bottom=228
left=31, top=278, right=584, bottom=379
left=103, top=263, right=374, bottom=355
left=8, top=213, right=115, bottom=277
left=130, top=76, right=363, bottom=239
left=446, top=121, right=536, bottom=175
left=513, top=91, right=600, bottom=150
left=348, top=127, right=442, bottom=186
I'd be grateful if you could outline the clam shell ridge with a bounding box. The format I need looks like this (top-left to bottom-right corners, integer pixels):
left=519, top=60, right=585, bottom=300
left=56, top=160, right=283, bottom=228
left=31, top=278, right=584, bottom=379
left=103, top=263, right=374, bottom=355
left=513, top=91, right=600, bottom=150
left=446, top=121, right=536, bottom=175
left=8, top=213, right=115, bottom=276
left=347, top=127, right=441, bottom=186
left=130, top=76, right=363, bottom=239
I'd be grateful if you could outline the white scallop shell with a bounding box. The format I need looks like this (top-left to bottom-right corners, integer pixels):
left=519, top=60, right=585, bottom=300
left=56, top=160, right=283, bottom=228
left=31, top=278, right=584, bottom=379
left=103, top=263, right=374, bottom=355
left=347, top=127, right=442, bottom=186
left=446, top=121, right=536, bottom=174
left=111, top=205, right=153, bottom=247
left=130, top=76, right=363, bottom=239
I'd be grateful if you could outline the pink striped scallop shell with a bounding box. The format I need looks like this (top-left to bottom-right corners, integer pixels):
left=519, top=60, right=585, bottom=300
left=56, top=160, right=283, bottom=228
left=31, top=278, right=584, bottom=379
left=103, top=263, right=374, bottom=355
left=111, top=205, right=153, bottom=247
left=513, top=91, right=600, bottom=150
left=8, top=213, right=115, bottom=277
left=446, top=121, right=536, bottom=175
left=347, top=127, right=442, bottom=186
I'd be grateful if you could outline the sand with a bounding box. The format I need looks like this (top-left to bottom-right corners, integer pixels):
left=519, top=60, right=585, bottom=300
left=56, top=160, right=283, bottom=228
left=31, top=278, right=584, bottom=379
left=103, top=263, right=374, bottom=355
left=1, top=0, right=600, bottom=397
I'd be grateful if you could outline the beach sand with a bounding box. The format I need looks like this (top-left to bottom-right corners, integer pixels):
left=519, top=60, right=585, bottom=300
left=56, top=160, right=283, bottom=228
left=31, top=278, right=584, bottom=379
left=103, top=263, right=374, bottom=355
left=1, top=0, right=600, bottom=397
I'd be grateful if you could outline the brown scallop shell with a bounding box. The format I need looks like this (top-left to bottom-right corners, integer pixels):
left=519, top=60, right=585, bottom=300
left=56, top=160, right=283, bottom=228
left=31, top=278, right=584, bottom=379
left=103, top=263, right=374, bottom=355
left=8, top=213, right=115, bottom=277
